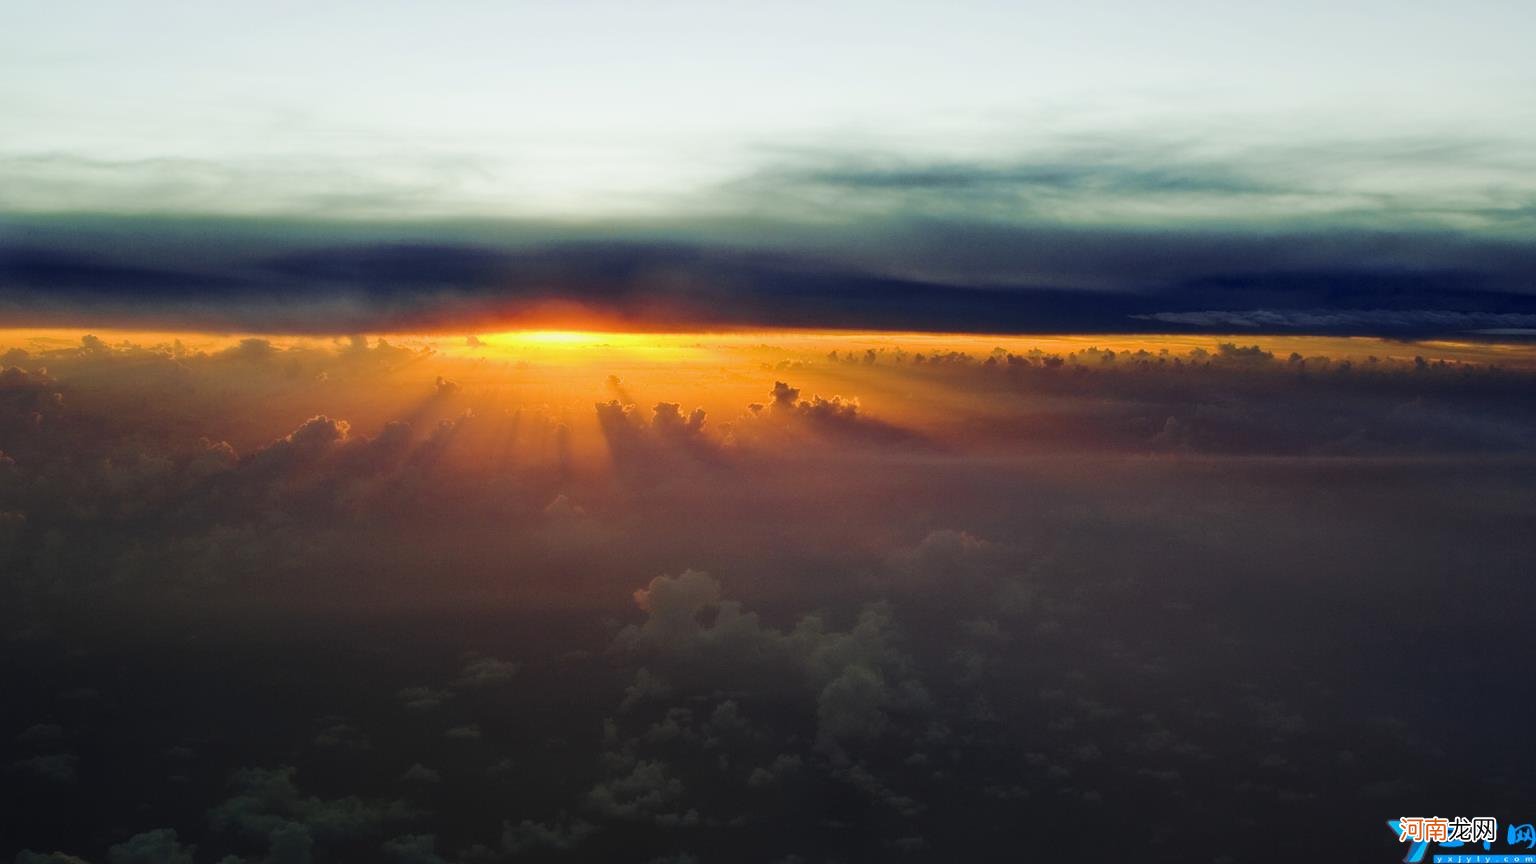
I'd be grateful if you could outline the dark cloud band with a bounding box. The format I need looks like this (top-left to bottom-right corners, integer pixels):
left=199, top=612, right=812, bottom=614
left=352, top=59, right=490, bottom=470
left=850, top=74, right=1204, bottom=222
left=4, top=209, right=1536, bottom=337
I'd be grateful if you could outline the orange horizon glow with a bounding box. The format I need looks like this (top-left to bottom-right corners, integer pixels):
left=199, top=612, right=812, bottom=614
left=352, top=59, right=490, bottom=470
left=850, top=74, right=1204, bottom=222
left=4, top=325, right=1536, bottom=369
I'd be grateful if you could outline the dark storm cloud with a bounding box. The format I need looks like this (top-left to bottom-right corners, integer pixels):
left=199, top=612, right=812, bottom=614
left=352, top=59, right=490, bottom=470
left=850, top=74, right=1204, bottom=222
left=6, top=140, right=1536, bottom=337
left=8, top=228, right=1535, bottom=337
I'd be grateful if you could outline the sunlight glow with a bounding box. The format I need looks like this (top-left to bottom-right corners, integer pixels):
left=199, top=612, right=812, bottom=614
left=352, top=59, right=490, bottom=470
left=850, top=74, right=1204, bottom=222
left=500, top=331, right=596, bottom=346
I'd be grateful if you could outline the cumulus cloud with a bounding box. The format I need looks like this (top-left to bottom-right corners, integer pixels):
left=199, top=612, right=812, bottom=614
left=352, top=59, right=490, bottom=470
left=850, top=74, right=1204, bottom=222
left=396, top=687, right=450, bottom=712
left=12, top=752, right=78, bottom=783
left=16, top=722, right=66, bottom=745
left=453, top=656, right=520, bottom=689
left=312, top=718, right=371, bottom=752
left=445, top=724, right=482, bottom=741
left=595, top=399, right=722, bottom=475
left=208, top=765, right=407, bottom=859
left=586, top=759, right=686, bottom=821
left=615, top=570, right=925, bottom=757
left=883, top=530, right=1014, bottom=598
left=748, top=381, right=923, bottom=446
left=816, top=665, right=891, bottom=746
left=15, top=853, right=92, bottom=864
left=106, top=829, right=196, bottom=864
left=501, top=816, right=597, bottom=853
left=746, top=753, right=803, bottom=787
left=620, top=668, right=673, bottom=711
left=380, top=834, right=448, bottom=864
left=399, top=763, right=442, bottom=784
left=246, top=415, right=352, bottom=469
left=832, top=763, right=924, bottom=818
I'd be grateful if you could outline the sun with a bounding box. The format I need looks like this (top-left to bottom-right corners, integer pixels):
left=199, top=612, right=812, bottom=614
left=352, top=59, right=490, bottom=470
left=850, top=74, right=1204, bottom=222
left=469, top=330, right=621, bottom=350
left=513, top=330, right=592, bottom=345
left=464, top=330, right=705, bottom=360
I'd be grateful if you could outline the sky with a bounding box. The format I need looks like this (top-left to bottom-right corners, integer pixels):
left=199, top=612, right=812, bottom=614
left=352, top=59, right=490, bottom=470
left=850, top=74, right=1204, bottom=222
left=5, top=5, right=1536, bottom=863
left=3, top=1, right=1536, bottom=336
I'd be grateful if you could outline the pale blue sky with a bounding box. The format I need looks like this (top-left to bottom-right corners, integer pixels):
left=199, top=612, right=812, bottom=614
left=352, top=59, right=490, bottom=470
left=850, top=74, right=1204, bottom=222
left=2, top=0, right=1534, bottom=220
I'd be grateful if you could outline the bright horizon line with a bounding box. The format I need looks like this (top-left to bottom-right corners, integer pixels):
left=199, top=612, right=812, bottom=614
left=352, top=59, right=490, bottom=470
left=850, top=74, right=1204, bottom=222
left=6, top=326, right=1535, bottom=367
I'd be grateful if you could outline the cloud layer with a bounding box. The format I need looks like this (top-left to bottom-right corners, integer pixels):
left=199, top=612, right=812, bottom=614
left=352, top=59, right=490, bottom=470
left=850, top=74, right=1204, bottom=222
left=3, top=330, right=1535, bottom=862
left=7, top=134, right=1536, bottom=338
